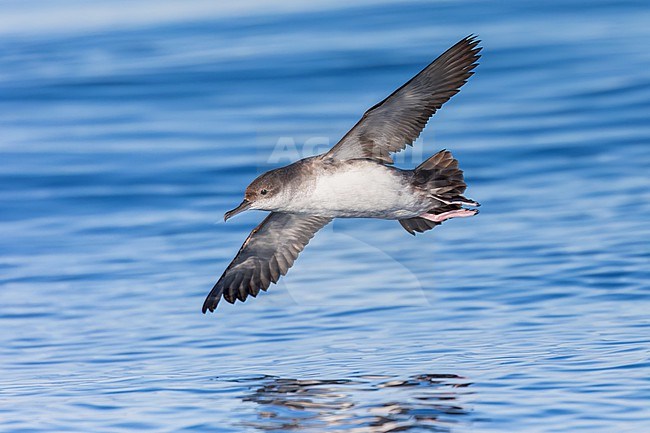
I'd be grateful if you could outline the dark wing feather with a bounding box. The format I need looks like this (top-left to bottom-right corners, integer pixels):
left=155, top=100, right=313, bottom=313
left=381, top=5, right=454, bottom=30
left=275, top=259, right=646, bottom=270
left=326, top=36, right=481, bottom=163
left=399, top=217, right=440, bottom=235
left=398, top=203, right=465, bottom=236
left=202, top=212, right=331, bottom=313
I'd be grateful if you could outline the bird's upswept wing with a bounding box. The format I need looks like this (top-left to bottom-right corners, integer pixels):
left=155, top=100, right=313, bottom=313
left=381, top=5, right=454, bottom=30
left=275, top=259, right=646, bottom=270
left=202, top=212, right=331, bottom=312
left=325, top=36, right=481, bottom=164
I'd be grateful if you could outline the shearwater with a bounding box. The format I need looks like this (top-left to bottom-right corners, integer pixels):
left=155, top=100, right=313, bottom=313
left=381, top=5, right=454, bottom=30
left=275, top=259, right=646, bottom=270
left=203, top=36, right=482, bottom=313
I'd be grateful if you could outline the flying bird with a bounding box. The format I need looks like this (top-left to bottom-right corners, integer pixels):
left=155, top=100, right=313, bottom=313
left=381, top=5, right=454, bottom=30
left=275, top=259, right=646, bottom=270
left=203, top=36, right=482, bottom=313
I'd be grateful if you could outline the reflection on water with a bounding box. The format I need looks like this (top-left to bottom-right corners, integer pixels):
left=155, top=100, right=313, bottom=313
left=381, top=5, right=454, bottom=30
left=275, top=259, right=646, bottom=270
left=241, top=374, right=472, bottom=432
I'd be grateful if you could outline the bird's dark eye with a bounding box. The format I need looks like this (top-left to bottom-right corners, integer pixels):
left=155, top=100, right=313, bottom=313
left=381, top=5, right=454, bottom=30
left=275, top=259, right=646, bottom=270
left=260, top=189, right=268, bottom=195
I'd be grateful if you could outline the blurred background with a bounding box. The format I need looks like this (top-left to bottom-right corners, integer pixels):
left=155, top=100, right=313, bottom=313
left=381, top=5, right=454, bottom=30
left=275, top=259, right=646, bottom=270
left=1, top=1, right=649, bottom=432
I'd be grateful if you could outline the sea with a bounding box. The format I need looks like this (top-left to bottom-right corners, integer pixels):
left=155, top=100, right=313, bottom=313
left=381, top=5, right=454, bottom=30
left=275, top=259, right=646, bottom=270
left=1, top=1, right=649, bottom=431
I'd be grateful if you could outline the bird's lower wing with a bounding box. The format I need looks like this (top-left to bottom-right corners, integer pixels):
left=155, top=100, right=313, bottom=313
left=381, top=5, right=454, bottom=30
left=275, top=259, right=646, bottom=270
left=325, top=36, right=481, bottom=164
left=202, top=212, right=332, bottom=313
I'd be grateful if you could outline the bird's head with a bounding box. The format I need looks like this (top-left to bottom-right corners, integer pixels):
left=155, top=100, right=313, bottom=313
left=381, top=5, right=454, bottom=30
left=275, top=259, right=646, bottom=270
left=224, top=169, right=286, bottom=221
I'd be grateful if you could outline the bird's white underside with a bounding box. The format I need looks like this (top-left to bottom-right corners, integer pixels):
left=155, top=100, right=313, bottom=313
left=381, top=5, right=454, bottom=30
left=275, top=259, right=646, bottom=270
left=279, top=161, right=427, bottom=219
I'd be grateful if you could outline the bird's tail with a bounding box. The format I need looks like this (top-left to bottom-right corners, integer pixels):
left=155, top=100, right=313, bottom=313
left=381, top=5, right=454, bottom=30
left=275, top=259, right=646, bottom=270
left=414, top=149, right=466, bottom=196
left=399, top=150, right=479, bottom=235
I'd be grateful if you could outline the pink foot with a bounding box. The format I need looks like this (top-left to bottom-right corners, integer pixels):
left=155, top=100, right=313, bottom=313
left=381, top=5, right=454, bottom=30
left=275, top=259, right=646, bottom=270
left=420, top=208, right=479, bottom=223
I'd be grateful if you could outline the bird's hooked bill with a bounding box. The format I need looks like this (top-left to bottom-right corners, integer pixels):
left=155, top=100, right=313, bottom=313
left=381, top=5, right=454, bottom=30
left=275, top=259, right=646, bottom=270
left=224, top=199, right=251, bottom=221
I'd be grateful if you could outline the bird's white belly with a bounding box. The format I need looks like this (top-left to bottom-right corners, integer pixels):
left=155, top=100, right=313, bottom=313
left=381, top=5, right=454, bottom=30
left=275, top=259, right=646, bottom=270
left=286, top=163, right=423, bottom=219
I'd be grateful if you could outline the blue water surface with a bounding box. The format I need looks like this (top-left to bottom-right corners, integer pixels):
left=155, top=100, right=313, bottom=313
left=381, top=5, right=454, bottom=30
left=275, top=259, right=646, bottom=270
left=1, top=1, right=649, bottom=432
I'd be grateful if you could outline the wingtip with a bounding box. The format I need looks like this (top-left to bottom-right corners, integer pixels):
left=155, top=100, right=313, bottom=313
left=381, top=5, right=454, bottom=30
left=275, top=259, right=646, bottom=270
left=202, top=292, right=221, bottom=314
left=201, top=301, right=214, bottom=314
left=464, top=34, right=481, bottom=44
left=462, top=34, right=483, bottom=57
